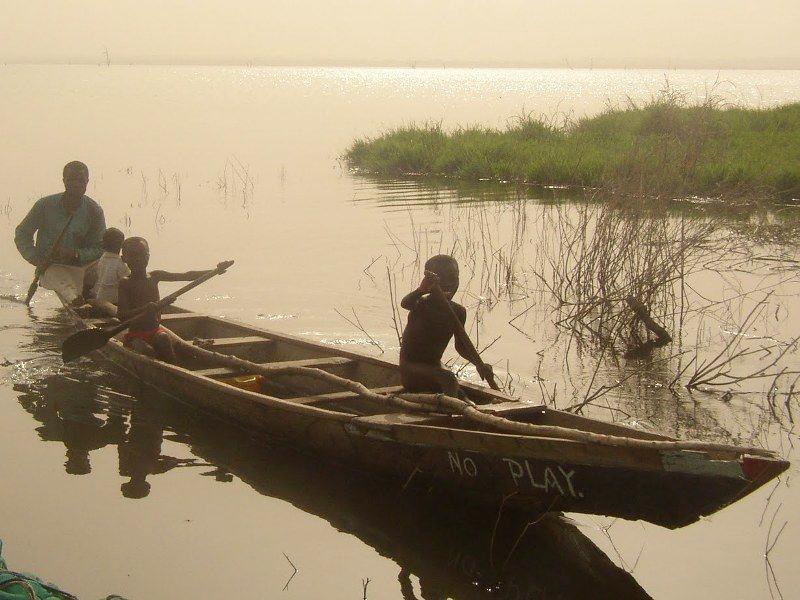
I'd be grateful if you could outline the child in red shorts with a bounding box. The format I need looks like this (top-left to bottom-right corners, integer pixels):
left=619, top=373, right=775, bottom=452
left=118, top=237, right=231, bottom=363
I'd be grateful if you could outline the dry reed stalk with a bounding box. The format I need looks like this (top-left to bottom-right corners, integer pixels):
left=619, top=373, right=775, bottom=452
left=333, top=307, right=384, bottom=355
left=685, top=295, right=800, bottom=390
left=385, top=264, right=403, bottom=347
left=361, top=578, right=370, bottom=600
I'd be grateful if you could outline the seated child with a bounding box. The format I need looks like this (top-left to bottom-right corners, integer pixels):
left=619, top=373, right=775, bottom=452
left=399, top=254, right=493, bottom=397
left=117, top=236, right=231, bottom=363
left=84, top=227, right=130, bottom=316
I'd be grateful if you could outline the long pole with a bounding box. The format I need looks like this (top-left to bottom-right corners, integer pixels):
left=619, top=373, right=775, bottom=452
left=24, top=210, right=78, bottom=306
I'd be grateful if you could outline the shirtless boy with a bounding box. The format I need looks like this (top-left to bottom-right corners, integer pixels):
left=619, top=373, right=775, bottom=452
left=399, top=254, right=493, bottom=396
left=118, top=237, right=232, bottom=363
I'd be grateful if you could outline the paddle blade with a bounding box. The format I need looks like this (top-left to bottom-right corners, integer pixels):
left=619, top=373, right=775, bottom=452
left=61, top=327, right=113, bottom=362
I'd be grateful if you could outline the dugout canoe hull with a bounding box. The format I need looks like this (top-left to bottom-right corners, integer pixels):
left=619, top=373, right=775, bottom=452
left=64, top=304, right=789, bottom=529
left=141, top=390, right=652, bottom=599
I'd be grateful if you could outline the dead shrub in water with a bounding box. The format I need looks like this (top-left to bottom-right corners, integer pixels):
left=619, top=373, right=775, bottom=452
left=527, top=197, right=719, bottom=354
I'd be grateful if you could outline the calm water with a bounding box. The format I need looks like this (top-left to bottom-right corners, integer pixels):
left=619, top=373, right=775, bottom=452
left=1, top=65, right=799, bottom=599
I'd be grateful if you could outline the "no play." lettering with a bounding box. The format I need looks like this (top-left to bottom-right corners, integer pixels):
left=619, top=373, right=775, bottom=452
left=502, top=458, right=582, bottom=498
left=448, top=451, right=478, bottom=477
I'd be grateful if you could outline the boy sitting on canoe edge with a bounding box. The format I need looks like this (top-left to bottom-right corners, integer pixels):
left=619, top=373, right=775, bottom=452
left=118, top=236, right=233, bottom=363
left=399, top=254, right=493, bottom=397
left=73, top=227, right=130, bottom=317
left=91, top=227, right=130, bottom=304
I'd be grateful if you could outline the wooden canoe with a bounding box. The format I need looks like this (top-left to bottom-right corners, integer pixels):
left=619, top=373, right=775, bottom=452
left=64, top=303, right=789, bottom=529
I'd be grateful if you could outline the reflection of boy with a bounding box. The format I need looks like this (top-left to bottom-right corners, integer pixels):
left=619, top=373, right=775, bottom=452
left=399, top=255, right=492, bottom=396
left=118, top=404, right=198, bottom=499
left=92, top=227, right=130, bottom=304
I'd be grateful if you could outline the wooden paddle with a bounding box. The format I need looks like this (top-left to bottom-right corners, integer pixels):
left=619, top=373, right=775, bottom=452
left=24, top=209, right=78, bottom=306
left=61, top=260, right=234, bottom=362
left=428, top=279, right=500, bottom=391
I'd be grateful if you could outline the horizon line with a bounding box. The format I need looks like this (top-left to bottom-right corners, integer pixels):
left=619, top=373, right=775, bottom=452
left=3, top=57, right=800, bottom=71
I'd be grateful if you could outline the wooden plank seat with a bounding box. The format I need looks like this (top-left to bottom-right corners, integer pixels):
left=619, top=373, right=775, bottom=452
left=84, top=317, right=118, bottom=328
left=195, top=356, right=353, bottom=379
left=287, top=385, right=405, bottom=405
left=196, top=335, right=274, bottom=351
left=161, top=313, right=205, bottom=323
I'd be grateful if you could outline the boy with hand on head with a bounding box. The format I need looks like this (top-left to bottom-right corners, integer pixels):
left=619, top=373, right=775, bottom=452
left=399, top=254, right=493, bottom=397
left=118, top=236, right=233, bottom=363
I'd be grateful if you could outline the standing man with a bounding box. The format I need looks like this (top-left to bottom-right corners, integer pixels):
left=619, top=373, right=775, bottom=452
left=15, top=161, right=106, bottom=302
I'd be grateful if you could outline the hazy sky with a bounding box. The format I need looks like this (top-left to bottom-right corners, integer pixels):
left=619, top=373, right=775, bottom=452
left=2, top=1, right=799, bottom=67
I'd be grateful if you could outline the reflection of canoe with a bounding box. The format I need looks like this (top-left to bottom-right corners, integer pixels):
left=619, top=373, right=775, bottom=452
left=138, top=386, right=654, bottom=599
left=66, top=303, right=789, bottom=529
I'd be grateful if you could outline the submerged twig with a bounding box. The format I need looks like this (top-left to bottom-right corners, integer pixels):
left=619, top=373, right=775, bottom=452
left=334, top=307, right=384, bottom=354
left=361, top=577, right=371, bottom=599
left=282, top=552, right=298, bottom=591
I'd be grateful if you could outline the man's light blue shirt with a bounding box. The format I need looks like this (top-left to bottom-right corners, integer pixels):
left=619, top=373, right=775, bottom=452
left=15, top=194, right=106, bottom=266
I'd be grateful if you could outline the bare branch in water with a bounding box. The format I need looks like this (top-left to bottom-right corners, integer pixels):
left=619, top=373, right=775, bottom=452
left=386, top=264, right=403, bottom=347
left=764, top=504, right=787, bottom=600
left=685, top=294, right=800, bottom=390
left=334, top=307, right=385, bottom=354
left=282, top=552, right=298, bottom=591
left=362, top=254, right=382, bottom=286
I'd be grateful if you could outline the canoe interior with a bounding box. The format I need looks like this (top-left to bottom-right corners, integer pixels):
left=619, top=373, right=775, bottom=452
left=76, top=306, right=674, bottom=443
